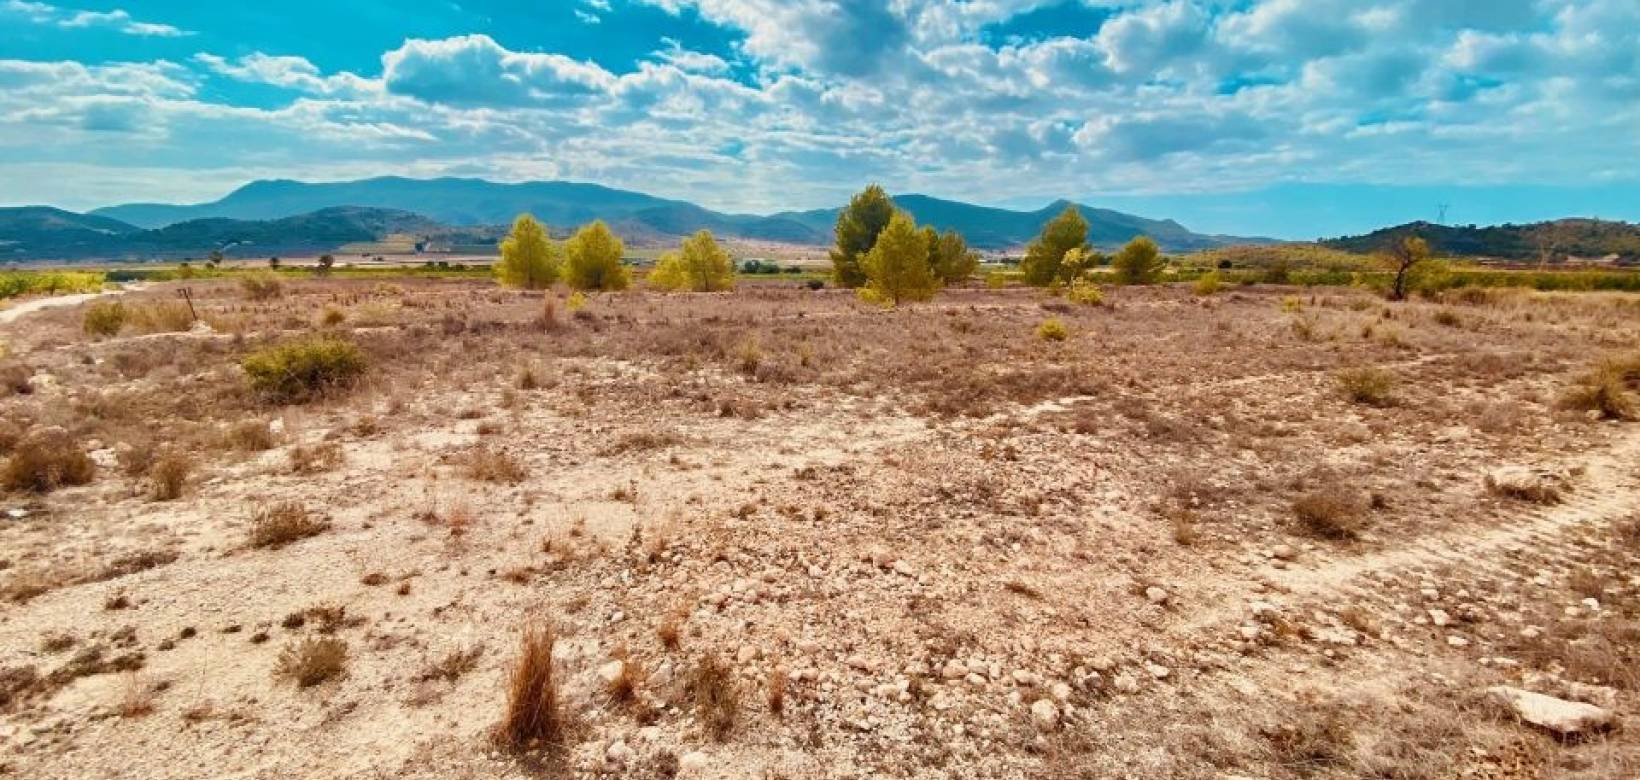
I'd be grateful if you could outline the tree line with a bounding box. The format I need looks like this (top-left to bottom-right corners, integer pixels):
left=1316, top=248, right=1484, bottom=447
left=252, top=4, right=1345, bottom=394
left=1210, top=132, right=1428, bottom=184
left=492, top=184, right=1167, bottom=300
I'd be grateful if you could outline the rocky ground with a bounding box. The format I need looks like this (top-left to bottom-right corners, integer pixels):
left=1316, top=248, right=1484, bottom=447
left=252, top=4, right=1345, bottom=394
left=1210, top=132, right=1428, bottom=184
left=0, top=278, right=1637, bottom=779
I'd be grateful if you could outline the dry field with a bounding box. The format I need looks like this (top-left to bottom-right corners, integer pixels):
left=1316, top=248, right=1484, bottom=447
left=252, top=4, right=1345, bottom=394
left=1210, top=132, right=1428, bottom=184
left=1, top=277, right=1638, bottom=779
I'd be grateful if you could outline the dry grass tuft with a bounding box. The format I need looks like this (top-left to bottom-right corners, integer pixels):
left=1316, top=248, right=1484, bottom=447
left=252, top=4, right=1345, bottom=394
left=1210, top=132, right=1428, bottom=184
left=690, top=653, right=740, bottom=741
left=241, top=337, right=367, bottom=404
left=605, top=646, right=647, bottom=707
left=1258, top=699, right=1356, bottom=773
left=274, top=636, right=348, bottom=687
left=493, top=624, right=563, bottom=754
left=420, top=644, right=484, bottom=683
left=225, top=419, right=277, bottom=451
left=288, top=441, right=343, bottom=474
left=1291, top=487, right=1367, bottom=541
left=1336, top=366, right=1397, bottom=406
left=466, top=447, right=526, bottom=483
left=248, top=502, right=328, bottom=549
left=767, top=667, right=786, bottom=718
left=1560, top=362, right=1635, bottom=420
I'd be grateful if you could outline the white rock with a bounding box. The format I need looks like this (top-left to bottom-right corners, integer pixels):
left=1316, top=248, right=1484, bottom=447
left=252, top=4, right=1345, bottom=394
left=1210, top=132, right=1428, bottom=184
left=736, top=645, right=760, bottom=664
left=679, top=751, right=709, bottom=773
left=1030, top=699, right=1060, bottom=730
left=596, top=660, right=626, bottom=684
left=1144, top=586, right=1170, bottom=605
left=605, top=740, right=635, bottom=766
left=1145, top=663, right=1171, bottom=680
left=1487, top=687, right=1614, bottom=736
left=1429, top=609, right=1450, bottom=627
left=1113, top=674, right=1140, bottom=694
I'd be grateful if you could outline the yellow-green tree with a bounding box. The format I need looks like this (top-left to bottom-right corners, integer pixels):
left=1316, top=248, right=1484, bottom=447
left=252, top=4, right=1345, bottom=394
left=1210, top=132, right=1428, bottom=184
left=651, top=230, right=736, bottom=291
left=862, top=211, right=936, bottom=304
left=564, top=220, right=630, bottom=291
left=495, top=214, right=560, bottom=290
left=923, top=227, right=979, bottom=284
left=1111, top=236, right=1165, bottom=284
left=1021, top=205, right=1089, bottom=286
left=831, top=184, right=895, bottom=288
left=1385, top=236, right=1431, bottom=300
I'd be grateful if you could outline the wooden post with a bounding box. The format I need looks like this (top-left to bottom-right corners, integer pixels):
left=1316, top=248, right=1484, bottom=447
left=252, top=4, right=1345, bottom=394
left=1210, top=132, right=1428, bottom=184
left=178, top=287, right=198, bottom=322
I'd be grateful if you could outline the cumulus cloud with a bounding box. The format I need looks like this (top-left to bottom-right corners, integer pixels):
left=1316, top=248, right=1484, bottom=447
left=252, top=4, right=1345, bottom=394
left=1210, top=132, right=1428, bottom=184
left=0, top=0, right=1637, bottom=215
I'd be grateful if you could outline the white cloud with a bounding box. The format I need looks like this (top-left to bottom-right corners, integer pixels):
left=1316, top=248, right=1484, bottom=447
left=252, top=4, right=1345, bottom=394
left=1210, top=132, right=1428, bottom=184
left=2, top=2, right=192, bottom=36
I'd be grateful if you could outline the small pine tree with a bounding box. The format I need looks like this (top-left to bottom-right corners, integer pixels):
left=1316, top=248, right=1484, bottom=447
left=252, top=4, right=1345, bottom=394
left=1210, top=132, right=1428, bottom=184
left=564, top=220, right=630, bottom=292
left=831, top=185, right=895, bottom=288
left=928, top=229, right=978, bottom=284
left=495, top=214, right=561, bottom=290
left=862, top=211, right=936, bottom=304
left=1021, top=206, right=1089, bottom=286
left=651, top=230, right=735, bottom=291
left=1111, top=236, right=1165, bottom=284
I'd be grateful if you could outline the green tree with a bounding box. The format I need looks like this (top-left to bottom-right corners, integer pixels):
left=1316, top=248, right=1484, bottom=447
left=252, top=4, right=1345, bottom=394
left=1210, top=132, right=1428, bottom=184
left=495, top=214, right=561, bottom=290
left=830, top=184, right=895, bottom=288
left=924, top=228, right=978, bottom=284
left=316, top=254, right=335, bottom=276
left=564, top=220, right=630, bottom=291
left=1020, top=206, right=1089, bottom=286
left=1385, top=235, right=1430, bottom=301
left=862, top=211, right=936, bottom=304
left=651, top=229, right=736, bottom=291
left=1111, top=236, right=1165, bottom=284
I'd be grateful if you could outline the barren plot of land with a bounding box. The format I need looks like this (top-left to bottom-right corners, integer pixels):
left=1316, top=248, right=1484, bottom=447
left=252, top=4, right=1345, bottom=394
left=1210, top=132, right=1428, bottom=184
left=1, top=279, right=1638, bottom=779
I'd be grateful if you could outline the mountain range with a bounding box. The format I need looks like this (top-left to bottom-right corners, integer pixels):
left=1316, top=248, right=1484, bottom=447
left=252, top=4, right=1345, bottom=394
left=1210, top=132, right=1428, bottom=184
left=1320, top=218, right=1640, bottom=262
left=0, top=177, right=1268, bottom=261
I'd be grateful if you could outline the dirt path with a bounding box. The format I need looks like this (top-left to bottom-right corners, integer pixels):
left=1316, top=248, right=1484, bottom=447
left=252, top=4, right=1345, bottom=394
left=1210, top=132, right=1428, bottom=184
left=0, top=285, right=135, bottom=326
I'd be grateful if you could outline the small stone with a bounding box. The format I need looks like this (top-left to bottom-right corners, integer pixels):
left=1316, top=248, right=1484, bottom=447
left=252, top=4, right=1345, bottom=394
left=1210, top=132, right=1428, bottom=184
left=1447, top=636, right=1469, bottom=648
left=679, top=751, right=709, bottom=773
left=596, top=660, right=625, bottom=684
left=1429, top=609, right=1450, bottom=627
left=1113, top=673, right=1140, bottom=694
left=1145, top=663, right=1171, bottom=680
left=1144, top=586, right=1169, bottom=605
left=605, top=740, right=635, bottom=766
left=736, top=645, right=759, bottom=664
left=1030, top=699, right=1060, bottom=730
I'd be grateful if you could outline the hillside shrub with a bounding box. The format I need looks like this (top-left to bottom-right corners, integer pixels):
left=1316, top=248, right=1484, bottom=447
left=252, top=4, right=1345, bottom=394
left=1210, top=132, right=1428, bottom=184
left=83, top=301, right=127, bottom=336
left=1037, top=318, right=1069, bottom=341
left=240, top=272, right=283, bottom=301
left=242, top=337, right=367, bottom=403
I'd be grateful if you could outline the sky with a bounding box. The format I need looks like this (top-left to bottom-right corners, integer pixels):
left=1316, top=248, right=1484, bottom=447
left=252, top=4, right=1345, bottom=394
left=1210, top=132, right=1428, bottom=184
left=1, top=0, right=1637, bottom=239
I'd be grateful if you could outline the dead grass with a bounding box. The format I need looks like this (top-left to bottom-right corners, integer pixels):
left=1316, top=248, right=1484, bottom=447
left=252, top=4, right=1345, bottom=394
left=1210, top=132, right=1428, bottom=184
left=288, top=441, right=343, bottom=474
left=225, top=419, right=277, bottom=451
left=1291, top=487, right=1367, bottom=541
left=466, top=447, right=526, bottom=483
left=248, top=502, right=328, bottom=549
left=690, top=653, right=740, bottom=741
left=493, top=624, right=564, bottom=754
left=274, top=636, right=348, bottom=687
left=420, top=644, right=484, bottom=683
left=1336, top=366, right=1397, bottom=406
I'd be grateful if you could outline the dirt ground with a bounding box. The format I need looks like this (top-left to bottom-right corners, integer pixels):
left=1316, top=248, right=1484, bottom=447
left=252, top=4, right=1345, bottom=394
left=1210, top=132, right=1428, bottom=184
left=1, top=277, right=1637, bottom=779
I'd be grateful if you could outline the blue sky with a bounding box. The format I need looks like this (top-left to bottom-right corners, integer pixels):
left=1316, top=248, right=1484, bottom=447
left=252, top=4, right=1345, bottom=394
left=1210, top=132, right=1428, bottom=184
left=1, top=0, right=1637, bottom=238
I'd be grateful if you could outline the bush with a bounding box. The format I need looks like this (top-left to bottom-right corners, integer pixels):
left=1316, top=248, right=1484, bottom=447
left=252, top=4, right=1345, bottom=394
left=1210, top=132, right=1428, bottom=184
left=1191, top=271, right=1222, bottom=296
left=242, top=337, right=367, bottom=403
left=1036, top=318, right=1069, bottom=341
left=651, top=230, right=736, bottom=292
left=147, top=451, right=192, bottom=501
left=1561, top=362, right=1635, bottom=420
left=249, top=501, right=328, bottom=548
left=2, top=428, right=95, bottom=493
left=564, top=220, right=630, bottom=291
left=275, top=636, right=348, bottom=687
left=1066, top=279, right=1103, bottom=306
left=83, top=301, right=127, bottom=336
left=1292, top=488, right=1366, bottom=540
left=1336, top=367, right=1396, bottom=406
left=495, top=214, right=561, bottom=290
left=690, top=653, right=739, bottom=742
left=240, top=272, right=283, bottom=301
left=1111, top=236, right=1165, bottom=284
left=128, top=302, right=194, bottom=333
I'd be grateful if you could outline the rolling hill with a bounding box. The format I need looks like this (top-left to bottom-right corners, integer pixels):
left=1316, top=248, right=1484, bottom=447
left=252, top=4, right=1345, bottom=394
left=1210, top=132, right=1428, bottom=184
left=1321, top=219, right=1640, bottom=263
left=77, top=176, right=1260, bottom=253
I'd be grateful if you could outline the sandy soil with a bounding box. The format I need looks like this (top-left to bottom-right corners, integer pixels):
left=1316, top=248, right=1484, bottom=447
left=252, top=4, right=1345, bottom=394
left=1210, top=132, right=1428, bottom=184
left=1, top=278, right=1637, bottom=779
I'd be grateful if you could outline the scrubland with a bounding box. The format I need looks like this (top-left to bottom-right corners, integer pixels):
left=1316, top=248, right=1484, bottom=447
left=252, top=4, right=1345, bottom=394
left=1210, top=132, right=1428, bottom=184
left=1, top=276, right=1637, bottom=779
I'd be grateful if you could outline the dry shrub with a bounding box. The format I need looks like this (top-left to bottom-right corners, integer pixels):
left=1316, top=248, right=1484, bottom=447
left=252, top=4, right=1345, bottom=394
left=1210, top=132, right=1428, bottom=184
left=248, top=501, right=328, bottom=549
left=239, top=272, right=283, bottom=301
left=2, top=428, right=95, bottom=493
left=657, top=614, right=682, bottom=651
left=274, top=636, right=347, bottom=687
left=690, top=653, right=739, bottom=741
left=1259, top=699, right=1356, bottom=773
left=288, top=441, right=343, bottom=474
left=127, top=301, right=194, bottom=333
left=1167, top=507, right=1201, bottom=546
left=146, top=450, right=193, bottom=501
left=466, top=447, right=526, bottom=483
left=767, top=667, right=786, bottom=718
left=420, top=644, right=484, bottom=683
left=117, top=672, right=155, bottom=717
left=493, top=624, right=563, bottom=754
left=83, top=301, right=127, bottom=337
left=1336, top=366, right=1397, bottom=406
left=602, top=431, right=683, bottom=456
left=1560, top=362, right=1634, bottom=420
left=241, top=337, right=367, bottom=403
left=225, top=419, right=276, bottom=451
left=1291, top=487, right=1366, bottom=541
left=317, top=306, right=346, bottom=327
left=606, top=646, right=647, bottom=706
